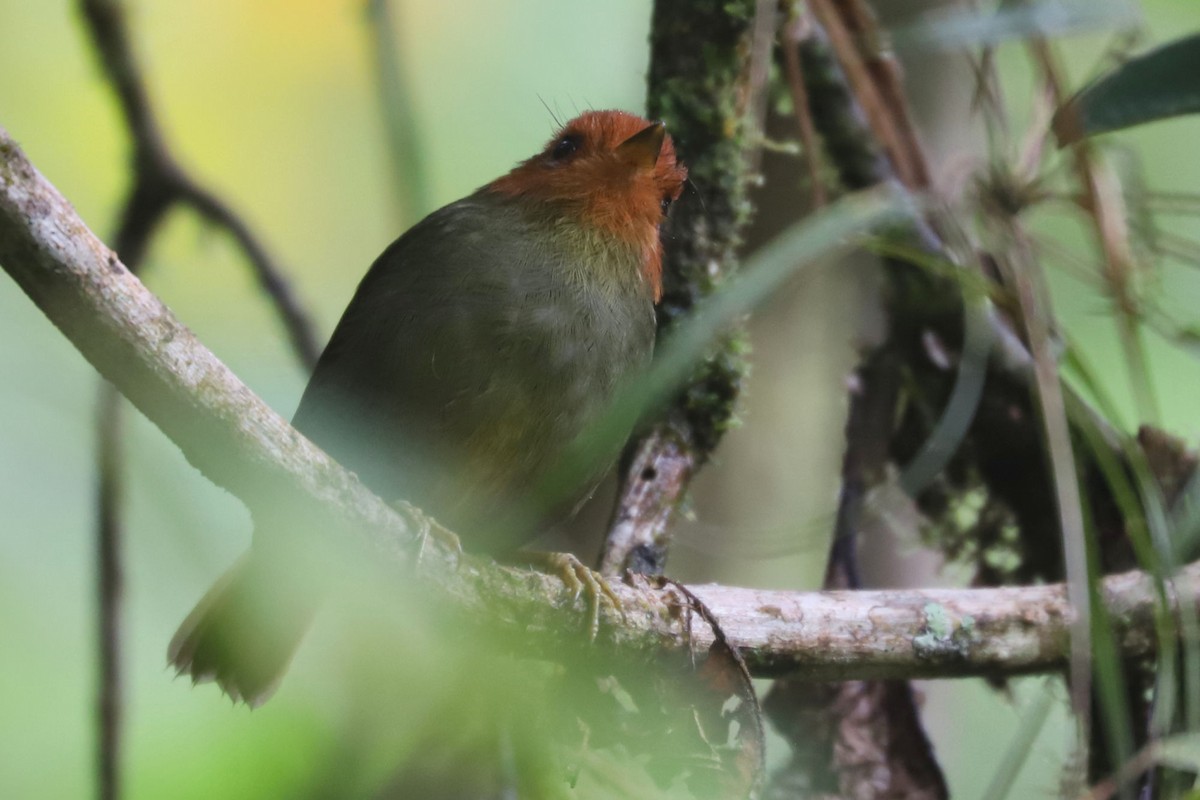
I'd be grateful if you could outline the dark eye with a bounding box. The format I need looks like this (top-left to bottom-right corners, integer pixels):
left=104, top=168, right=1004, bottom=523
left=550, top=134, right=581, bottom=161
left=660, top=196, right=673, bottom=216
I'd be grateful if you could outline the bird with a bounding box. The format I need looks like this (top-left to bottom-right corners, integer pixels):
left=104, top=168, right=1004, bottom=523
left=168, top=109, right=688, bottom=704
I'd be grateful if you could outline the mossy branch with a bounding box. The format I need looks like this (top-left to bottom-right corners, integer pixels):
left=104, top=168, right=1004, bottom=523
left=600, top=0, right=775, bottom=576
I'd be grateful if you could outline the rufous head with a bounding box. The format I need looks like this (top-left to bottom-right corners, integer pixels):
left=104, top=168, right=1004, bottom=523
left=488, top=110, right=688, bottom=301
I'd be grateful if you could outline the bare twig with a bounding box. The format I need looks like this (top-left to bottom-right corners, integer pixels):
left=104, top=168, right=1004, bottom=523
left=1030, top=39, right=1157, bottom=426
left=79, top=5, right=172, bottom=797
left=1008, top=222, right=1094, bottom=750
left=2, top=127, right=1196, bottom=682
left=176, top=183, right=319, bottom=364
left=781, top=9, right=828, bottom=208
left=0, top=123, right=415, bottom=572
left=94, top=384, right=123, bottom=800
left=599, top=417, right=694, bottom=575
left=807, top=0, right=930, bottom=191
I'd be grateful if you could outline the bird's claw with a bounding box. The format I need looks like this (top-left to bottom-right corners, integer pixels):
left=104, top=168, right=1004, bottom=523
left=392, top=499, right=461, bottom=565
left=538, top=552, right=622, bottom=640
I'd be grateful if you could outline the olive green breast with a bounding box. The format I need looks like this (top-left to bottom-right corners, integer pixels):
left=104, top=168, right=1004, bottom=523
left=291, top=191, right=656, bottom=550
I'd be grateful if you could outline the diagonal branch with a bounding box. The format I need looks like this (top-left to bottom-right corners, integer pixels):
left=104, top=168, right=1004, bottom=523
left=0, top=127, right=388, bottom=550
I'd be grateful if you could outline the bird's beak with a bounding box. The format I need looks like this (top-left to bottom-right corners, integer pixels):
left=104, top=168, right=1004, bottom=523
left=617, top=122, right=666, bottom=170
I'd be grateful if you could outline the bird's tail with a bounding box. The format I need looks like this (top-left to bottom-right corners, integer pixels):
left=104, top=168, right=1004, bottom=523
left=168, top=552, right=318, bottom=706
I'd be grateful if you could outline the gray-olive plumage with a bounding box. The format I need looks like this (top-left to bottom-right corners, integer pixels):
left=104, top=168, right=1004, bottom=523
left=294, top=190, right=655, bottom=549
left=169, top=110, right=687, bottom=703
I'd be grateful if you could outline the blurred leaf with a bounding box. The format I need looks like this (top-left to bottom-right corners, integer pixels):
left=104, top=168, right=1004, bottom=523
left=535, top=186, right=908, bottom=509
left=895, top=0, right=1140, bottom=51
left=1175, top=326, right=1200, bottom=348
left=1054, top=33, right=1200, bottom=146
left=1151, top=733, right=1200, bottom=772
left=980, top=680, right=1056, bottom=800
left=1062, top=338, right=1129, bottom=430
left=1098, top=424, right=1185, bottom=738
left=1080, top=494, right=1138, bottom=783
left=898, top=295, right=994, bottom=497
left=1172, top=462, right=1200, bottom=565
left=363, top=0, right=432, bottom=223
left=645, top=187, right=908, bottom=408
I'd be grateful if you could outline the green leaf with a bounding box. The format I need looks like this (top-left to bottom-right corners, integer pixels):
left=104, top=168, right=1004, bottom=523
left=1153, top=733, right=1200, bottom=772
left=1054, top=33, right=1200, bottom=145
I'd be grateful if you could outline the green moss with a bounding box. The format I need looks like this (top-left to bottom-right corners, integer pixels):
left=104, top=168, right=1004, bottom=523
left=923, top=603, right=951, bottom=639
left=643, top=0, right=762, bottom=462
left=912, top=602, right=977, bottom=662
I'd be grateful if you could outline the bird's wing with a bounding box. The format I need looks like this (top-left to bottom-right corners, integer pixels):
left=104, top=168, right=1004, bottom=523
left=292, top=195, right=605, bottom=538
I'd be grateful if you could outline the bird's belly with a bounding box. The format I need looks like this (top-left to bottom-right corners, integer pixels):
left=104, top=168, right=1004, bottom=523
left=419, top=291, right=650, bottom=541
left=457, top=321, right=639, bottom=483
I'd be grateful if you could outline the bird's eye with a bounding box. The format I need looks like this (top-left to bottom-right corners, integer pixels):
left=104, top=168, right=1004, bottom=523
left=660, top=196, right=673, bottom=216
left=550, top=134, right=581, bottom=162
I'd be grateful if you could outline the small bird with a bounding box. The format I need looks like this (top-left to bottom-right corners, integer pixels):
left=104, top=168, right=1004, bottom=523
left=169, top=110, right=688, bottom=704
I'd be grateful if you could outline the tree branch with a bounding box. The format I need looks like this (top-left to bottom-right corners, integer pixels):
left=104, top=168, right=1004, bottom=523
left=599, top=0, right=775, bottom=576
left=3, top=124, right=1199, bottom=686
left=79, top=0, right=321, bottom=367
left=77, top=7, right=324, bottom=793
left=93, top=383, right=124, bottom=800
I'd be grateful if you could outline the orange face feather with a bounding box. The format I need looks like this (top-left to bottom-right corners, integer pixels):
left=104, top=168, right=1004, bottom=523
left=488, top=110, right=687, bottom=301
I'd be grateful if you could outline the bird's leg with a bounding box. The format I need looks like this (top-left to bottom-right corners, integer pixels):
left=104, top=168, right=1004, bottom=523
left=517, top=552, right=623, bottom=640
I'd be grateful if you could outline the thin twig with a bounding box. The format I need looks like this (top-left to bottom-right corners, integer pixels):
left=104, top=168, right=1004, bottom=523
left=78, top=0, right=321, bottom=369
left=79, top=6, right=170, bottom=798
left=781, top=8, right=828, bottom=208
left=94, top=385, right=123, bottom=800
left=1029, top=39, right=1158, bottom=425
left=1153, top=231, right=1200, bottom=269
left=807, top=0, right=929, bottom=191
left=1143, top=190, right=1200, bottom=216
left=178, top=182, right=320, bottom=364
left=1009, top=222, right=1094, bottom=761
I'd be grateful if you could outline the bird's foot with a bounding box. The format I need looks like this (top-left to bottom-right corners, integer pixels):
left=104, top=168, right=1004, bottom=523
left=525, top=552, right=622, bottom=640
left=392, top=499, right=461, bottom=564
